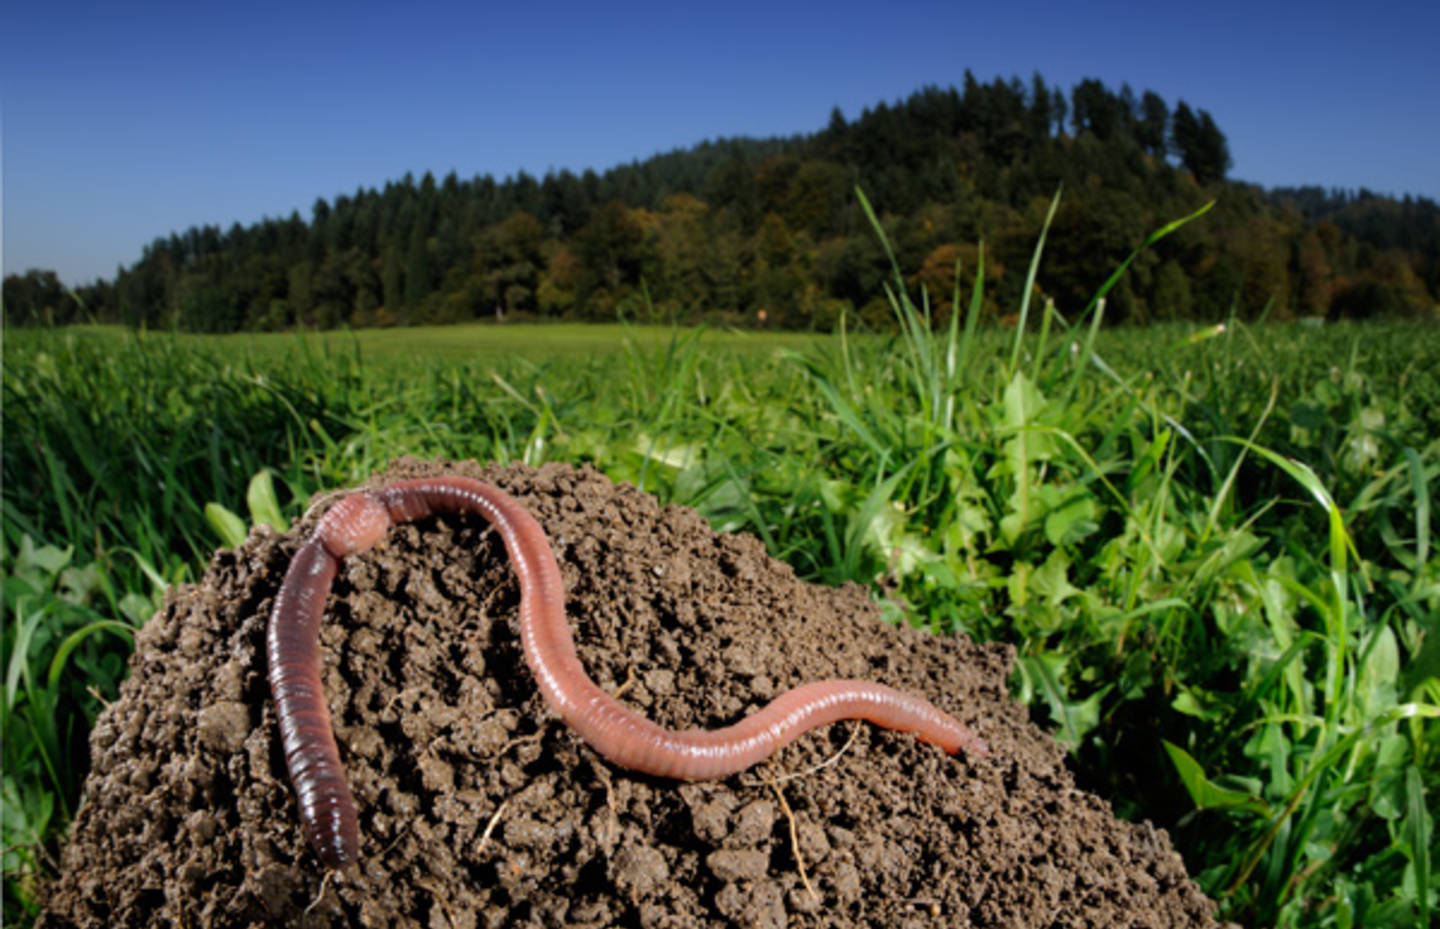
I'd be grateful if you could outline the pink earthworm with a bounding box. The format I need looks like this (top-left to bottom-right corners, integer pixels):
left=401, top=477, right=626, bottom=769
left=267, top=475, right=988, bottom=868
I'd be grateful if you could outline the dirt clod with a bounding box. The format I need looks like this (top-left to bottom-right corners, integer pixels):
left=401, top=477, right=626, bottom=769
left=37, top=459, right=1223, bottom=928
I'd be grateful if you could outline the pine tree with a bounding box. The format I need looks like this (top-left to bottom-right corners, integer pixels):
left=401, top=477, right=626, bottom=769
left=1170, top=102, right=1200, bottom=172
left=403, top=223, right=428, bottom=317
left=1027, top=73, right=1053, bottom=141
left=1136, top=91, right=1169, bottom=157
left=1171, top=101, right=1231, bottom=184
left=1071, top=78, right=1122, bottom=140
left=1192, top=109, right=1232, bottom=184
left=381, top=244, right=403, bottom=317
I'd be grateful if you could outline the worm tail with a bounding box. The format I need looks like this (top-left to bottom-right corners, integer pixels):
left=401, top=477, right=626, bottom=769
left=267, top=537, right=359, bottom=869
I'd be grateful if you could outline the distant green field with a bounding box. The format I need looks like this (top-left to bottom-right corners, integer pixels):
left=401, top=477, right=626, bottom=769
left=49, top=320, right=828, bottom=362
left=4, top=309, right=1437, bottom=928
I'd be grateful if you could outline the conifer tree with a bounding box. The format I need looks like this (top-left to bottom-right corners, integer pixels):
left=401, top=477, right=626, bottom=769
left=1191, top=109, right=1232, bottom=183
left=381, top=244, right=403, bottom=316
left=1137, top=91, right=1169, bottom=157
left=1171, top=101, right=1231, bottom=184
left=404, top=223, right=428, bottom=316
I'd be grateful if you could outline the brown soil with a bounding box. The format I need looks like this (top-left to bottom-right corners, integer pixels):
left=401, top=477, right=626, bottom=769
left=37, top=459, right=1224, bottom=929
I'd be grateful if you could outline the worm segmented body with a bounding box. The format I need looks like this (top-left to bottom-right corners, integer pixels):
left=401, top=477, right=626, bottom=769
left=267, top=475, right=988, bottom=868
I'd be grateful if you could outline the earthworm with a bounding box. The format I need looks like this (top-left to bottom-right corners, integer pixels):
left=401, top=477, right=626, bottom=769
left=267, top=475, right=989, bottom=868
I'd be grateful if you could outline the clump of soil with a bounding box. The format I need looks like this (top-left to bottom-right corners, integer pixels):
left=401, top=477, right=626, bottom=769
left=37, top=459, right=1224, bottom=928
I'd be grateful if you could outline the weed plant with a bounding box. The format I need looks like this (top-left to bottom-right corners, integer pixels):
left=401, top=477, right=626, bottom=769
left=3, top=194, right=1436, bottom=927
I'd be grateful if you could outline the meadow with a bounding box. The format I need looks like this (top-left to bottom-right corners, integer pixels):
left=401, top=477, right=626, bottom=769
left=3, top=228, right=1437, bottom=926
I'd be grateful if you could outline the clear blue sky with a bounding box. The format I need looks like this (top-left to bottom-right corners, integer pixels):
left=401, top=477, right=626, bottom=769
left=4, top=0, right=1437, bottom=286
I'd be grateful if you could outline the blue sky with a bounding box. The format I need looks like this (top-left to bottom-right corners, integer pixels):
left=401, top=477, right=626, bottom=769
left=4, top=0, right=1437, bottom=286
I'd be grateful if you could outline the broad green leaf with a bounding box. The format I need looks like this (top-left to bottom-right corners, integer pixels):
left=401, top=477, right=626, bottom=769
left=674, top=457, right=752, bottom=532
left=1003, top=368, right=1047, bottom=431
left=1126, top=427, right=1172, bottom=492
left=942, top=488, right=991, bottom=553
left=1366, top=735, right=1409, bottom=820
left=1356, top=624, right=1400, bottom=718
left=853, top=466, right=927, bottom=578
left=204, top=502, right=248, bottom=549
left=1288, top=400, right=1327, bottom=431
left=1029, top=549, right=1079, bottom=609
left=57, top=561, right=103, bottom=606
left=13, top=537, right=72, bottom=587
left=1172, top=687, right=1216, bottom=721
left=1015, top=653, right=1102, bottom=749
left=1043, top=491, right=1099, bottom=546
left=0, top=775, right=53, bottom=855
left=245, top=469, right=288, bottom=532
left=999, top=506, right=1027, bottom=547
left=632, top=433, right=702, bottom=470
left=1162, top=741, right=1269, bottom=816
left=118, top=590, right=158, bottom=626
left=1000, top=372, right=1060, bottom=461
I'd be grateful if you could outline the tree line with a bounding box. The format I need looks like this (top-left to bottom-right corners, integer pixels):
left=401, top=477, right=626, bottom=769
left=6, top=73, right=1437, bottom=330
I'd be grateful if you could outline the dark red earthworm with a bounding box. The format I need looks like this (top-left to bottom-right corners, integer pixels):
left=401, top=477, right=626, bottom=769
left=267, top=475, right=988, bottom=869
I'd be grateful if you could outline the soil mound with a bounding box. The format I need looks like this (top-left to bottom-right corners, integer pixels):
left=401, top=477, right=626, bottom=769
left=37, top=459, right=1222, bottom=928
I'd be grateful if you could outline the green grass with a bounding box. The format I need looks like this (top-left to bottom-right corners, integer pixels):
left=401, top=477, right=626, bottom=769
left=49, top=320, right=827, bottom=362
left=3, top=203, right=1437, bottom=928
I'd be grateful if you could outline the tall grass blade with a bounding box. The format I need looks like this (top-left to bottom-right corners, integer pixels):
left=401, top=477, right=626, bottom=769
left=1402, top=446, right=1431, bottom=569
left=1406, top=765, right=1431, bottom=929
left=1080, top=200, right=1216, bottom=326
left=1008, top=187, right=1062, bottom=377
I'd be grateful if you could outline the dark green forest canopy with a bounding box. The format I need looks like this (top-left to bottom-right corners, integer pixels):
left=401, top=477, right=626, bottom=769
left=7, top=73, right=1437, bottom=330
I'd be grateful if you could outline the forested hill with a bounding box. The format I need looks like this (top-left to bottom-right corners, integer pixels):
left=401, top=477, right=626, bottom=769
left=7, top=73, right=1438, bottom=330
